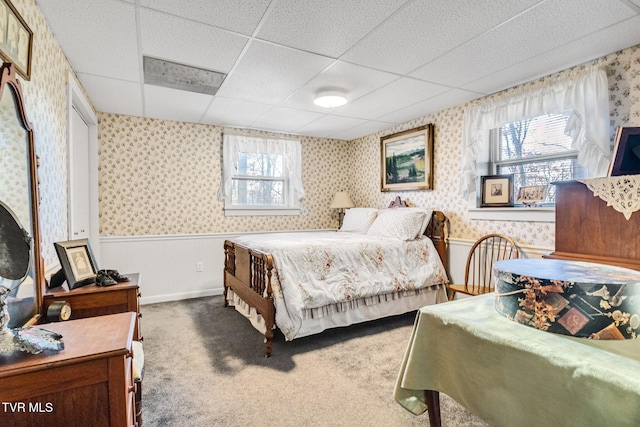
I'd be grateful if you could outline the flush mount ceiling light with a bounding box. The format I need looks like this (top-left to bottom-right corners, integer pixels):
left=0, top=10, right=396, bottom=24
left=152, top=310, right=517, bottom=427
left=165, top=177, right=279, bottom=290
left=143, top=56, right=226, bottom=96
left=313, top=90, right=348, bottom=108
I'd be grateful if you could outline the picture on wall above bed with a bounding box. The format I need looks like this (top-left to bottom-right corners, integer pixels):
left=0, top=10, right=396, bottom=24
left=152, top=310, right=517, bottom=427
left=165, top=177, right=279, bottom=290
left=380, top=124, right=434, bottom=191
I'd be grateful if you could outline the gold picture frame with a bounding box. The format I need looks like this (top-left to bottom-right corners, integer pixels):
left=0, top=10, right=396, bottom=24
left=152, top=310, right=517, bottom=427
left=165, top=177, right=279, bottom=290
left=0, top=0, right=32, bottom=80
left=381, top=124, right=434, bottom=192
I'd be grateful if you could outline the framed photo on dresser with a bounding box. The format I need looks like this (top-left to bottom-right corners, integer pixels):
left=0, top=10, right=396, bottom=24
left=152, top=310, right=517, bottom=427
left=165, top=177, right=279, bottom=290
left=54, top=239, right=99, bottom=289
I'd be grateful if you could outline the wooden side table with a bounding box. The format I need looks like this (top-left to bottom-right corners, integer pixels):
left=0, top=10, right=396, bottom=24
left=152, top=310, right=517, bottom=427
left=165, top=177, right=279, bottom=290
left=42, top=273, right=142, bottom=341
left=0, top=313, right=137, bottom=427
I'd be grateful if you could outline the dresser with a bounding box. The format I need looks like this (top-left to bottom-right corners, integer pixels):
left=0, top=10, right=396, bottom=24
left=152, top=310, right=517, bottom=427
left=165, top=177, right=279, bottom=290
left=0, top=313, right=137, bottom=427
left=42, top=273, right=142, bottom=341
left=545, top=180, right=640, bottom=270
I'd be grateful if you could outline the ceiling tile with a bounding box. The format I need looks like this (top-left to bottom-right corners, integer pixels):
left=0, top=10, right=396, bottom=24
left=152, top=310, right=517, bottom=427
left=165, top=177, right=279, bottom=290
left=201, top=97, right=273, bottom=128
left=330, top=120, right=395, bottom=141
left=464, top=15, right=640, bottom=94
left=78, top=74, right=143, bottom=117
left=341, top=0, right=542, bottom=74
left=37, top=0, right=640, bottom=141
left=250, top=106, right=325, bottom=133
left=294, top=115, right=368, bottom=138
left=139, top=8, right=248, bottom=74
left=333, top=77, right=450, bottom=120
left=37, top=0, right=140, bottom=81
left=215, top=40, right=334, bottom=104
left=139, top=0, right=271, bottom=35
left=144, top=85, right=213, bottom=123
left=256, top=0, right=406, bottom=58
left=280, top=61, right=399, bottom=112
left=377, top=89, right=483, bottom=123
left=410, top=0, right=636, bottom=87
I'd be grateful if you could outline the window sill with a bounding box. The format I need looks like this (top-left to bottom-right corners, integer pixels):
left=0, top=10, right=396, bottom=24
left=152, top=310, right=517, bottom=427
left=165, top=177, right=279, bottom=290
left=468, top=207, right=555, bottom=222
left=224, top=207, right=302, bottom=217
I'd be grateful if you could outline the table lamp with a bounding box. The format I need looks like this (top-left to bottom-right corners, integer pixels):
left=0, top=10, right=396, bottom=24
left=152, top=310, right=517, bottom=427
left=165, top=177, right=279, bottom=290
left=330, top=191, right=354, bottom=228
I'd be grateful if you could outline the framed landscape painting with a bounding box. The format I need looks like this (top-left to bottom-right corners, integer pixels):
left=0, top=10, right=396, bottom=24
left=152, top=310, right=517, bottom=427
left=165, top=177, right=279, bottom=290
left=381, top=124, right=434, bottom=191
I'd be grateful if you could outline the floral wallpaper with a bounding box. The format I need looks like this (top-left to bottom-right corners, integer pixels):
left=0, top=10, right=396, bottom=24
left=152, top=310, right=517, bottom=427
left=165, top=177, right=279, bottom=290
left=5, top=0, right=75, bottom=267
left=98, top=115, right=351, bottom=235
left=97, top=44, right=640, bottom=249
left=349, top=44, right=640, bottom=249
left=98, top=44, right=640, bottom=250
left=5, top=0, right=638, bottom=263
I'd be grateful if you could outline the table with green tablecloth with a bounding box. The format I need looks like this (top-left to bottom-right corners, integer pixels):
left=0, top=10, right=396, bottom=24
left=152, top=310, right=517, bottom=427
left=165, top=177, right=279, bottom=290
left=394, top=293, right=640, bottom=426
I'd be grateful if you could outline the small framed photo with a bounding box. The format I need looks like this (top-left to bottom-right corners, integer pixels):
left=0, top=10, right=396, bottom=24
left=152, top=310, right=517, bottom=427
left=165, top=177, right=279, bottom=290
left=516, top=185, right=548, bottom=206
left=54, top=239, right=98, bottom=289
left=608, top=127, right=640, bottom=176
left=480, top=174, right=514, bottom=207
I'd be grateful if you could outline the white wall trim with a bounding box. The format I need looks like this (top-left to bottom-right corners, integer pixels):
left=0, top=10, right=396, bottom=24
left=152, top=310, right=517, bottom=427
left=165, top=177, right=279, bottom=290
left=100, top=231, right=554, bottom=306
left=100, top=229, right=335, bottom=305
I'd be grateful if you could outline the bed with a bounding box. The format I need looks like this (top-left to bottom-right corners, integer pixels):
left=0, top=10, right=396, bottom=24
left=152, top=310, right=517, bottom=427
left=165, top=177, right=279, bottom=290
left=223, top=197, right=450, bottom=357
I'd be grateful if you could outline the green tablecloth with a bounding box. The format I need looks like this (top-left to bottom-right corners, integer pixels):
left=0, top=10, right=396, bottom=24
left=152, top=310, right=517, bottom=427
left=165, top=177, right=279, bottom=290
left=394, top=294, right=640, bottom=426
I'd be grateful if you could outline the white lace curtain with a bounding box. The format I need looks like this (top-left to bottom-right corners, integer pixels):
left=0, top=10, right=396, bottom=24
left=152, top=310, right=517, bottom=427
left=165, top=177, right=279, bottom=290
left=218, top=134, right=305, bottom=205
left=459, top=67, right=611, bottom=197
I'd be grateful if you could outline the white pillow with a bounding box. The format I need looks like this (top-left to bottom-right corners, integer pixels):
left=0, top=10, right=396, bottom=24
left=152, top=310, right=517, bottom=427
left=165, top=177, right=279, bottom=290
left=402, top=207, right=434, bottom=237
left=367, top=208, right=427, bottom=241
left=340, top=208, right=379, bottom=233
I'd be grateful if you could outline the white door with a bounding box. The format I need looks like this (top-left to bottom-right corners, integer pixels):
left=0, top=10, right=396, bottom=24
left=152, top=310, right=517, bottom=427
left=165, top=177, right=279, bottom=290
left=69, top=105, right=90, bottom=239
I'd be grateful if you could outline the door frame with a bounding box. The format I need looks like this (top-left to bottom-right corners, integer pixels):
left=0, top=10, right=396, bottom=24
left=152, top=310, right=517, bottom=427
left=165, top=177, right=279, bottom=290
left=67, top=73, right=100, bottom=262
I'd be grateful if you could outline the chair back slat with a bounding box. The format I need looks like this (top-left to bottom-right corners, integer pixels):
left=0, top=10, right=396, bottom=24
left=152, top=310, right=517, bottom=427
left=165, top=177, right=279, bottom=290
left=463, top=234, right=519, bottom=295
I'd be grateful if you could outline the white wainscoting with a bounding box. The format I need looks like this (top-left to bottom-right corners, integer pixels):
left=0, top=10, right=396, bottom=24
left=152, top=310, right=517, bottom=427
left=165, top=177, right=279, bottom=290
left=100, top=233, right=554, bottom=305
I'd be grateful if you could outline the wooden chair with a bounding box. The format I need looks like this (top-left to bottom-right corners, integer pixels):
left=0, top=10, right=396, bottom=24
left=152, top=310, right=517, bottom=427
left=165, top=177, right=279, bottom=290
left=447, top=234, right=519, bottom=301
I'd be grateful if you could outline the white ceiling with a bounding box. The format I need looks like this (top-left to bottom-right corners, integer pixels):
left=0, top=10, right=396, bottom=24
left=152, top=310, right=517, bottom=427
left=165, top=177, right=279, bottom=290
left=36, top=0, right=640, bottom=141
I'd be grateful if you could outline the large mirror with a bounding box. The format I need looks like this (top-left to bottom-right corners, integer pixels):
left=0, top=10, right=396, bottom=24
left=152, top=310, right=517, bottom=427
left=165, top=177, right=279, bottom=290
left=0, top=62, right=42, bottom=327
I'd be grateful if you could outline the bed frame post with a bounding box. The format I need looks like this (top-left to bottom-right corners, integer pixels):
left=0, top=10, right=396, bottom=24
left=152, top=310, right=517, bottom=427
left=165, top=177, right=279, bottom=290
left=426, top=211, right=449, bottom=273
left=223, top=241, right=235, bottom=308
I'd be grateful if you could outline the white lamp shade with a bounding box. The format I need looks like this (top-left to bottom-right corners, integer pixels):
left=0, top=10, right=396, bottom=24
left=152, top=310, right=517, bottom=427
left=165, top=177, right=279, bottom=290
left=330, top=191, right=354, bottom=209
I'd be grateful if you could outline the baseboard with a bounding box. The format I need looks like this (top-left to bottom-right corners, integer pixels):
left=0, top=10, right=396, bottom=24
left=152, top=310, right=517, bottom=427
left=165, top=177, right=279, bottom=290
left=140, top=287, right=224, bottom=305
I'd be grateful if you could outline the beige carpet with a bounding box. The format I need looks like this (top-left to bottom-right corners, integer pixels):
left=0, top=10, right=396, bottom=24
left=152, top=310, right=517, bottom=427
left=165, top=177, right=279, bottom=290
left=140, top=296, right=487, bottom=426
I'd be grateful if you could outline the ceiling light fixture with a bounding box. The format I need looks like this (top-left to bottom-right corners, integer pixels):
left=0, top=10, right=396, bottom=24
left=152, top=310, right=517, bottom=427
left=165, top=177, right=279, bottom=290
left=313, top=90, right=348, bottom=108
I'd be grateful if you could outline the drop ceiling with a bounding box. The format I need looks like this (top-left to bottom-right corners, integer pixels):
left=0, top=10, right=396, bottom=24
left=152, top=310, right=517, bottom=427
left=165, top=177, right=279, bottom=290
left=36, top=0, right=640, bottom=141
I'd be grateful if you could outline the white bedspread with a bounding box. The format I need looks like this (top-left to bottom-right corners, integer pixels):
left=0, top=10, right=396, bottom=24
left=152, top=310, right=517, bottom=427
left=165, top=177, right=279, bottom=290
left=231, top=231, right=448, bottom=340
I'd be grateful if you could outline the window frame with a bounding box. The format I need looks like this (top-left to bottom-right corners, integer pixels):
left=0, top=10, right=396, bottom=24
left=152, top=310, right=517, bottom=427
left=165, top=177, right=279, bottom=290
left=221, top=135, right=303, bottom=217
left=488, top=114, right=585, bottom=208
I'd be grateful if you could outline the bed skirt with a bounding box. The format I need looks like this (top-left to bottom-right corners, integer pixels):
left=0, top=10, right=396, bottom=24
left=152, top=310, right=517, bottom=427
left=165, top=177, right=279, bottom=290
left=226, top=284, right=447, bottom=340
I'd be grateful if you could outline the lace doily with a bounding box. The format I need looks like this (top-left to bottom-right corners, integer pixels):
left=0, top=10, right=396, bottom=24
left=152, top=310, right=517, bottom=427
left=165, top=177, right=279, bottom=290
left=578, top=176, right=640, bottom=220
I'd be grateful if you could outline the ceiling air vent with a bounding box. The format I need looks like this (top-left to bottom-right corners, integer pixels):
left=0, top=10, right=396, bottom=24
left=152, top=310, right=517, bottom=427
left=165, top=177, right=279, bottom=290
left=143, top=56, right=226, bottom=96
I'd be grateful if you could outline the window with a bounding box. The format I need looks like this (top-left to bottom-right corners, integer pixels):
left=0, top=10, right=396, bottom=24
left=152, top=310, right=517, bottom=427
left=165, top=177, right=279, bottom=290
left=490, top=112, right=586, bottom=205
left=232, top=151, right=285, bottom=207
left=219, top=134, right=305, bottom=216
left=460, top=67, right=611, bottom=221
